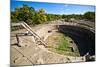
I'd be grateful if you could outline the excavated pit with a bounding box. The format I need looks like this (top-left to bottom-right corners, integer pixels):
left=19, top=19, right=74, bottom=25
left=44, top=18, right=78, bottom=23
left=11, top=23, right=95, bottom=65
left=57, top=25, right=95, bottom=56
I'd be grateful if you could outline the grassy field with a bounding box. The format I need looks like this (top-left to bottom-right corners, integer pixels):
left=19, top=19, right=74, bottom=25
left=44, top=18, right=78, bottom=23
left=46, top=32, right=80, bottom=56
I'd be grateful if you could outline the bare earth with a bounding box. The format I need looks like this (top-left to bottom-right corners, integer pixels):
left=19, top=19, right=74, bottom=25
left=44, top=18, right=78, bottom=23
left=11, top=24, right=85, bottom=66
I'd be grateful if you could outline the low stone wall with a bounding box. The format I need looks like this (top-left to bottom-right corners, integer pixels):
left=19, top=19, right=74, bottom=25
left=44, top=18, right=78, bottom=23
left=58, top=25, right=95, bottom=56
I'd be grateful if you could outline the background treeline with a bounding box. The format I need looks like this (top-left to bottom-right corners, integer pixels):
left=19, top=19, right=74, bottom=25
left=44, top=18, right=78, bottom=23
left=11, top=4, right=95, bottom=26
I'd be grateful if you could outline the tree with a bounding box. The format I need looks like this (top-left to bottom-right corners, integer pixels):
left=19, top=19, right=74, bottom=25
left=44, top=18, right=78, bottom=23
left=84, top=12, right=95, bottom=22
left=11, top=5, right=48, bottom=25
left=11, top=4, right=35, bottom=24
left=38, top=8, right=45, bottom=14
left=33, top=8, right=47, bottom=24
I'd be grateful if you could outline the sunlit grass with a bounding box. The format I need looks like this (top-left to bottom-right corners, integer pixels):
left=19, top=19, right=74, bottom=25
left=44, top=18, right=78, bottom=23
left=47, top=32, right=80, bottom=56
left=56, top=34, right=72, bottom=52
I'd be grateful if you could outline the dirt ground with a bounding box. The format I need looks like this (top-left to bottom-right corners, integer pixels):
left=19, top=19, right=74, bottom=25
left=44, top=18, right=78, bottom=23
left=11, top=23, right=86, bottom=66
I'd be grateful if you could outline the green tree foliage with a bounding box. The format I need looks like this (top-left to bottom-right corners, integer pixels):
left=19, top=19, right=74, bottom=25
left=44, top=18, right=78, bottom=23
left=11, top=5, right=35, bottom=24
left=11, top=5, right=47, bottom=25
left=11, top=4, right=95, bottom=26
left=84, top=12, right=95, bottom=22
left=46, top=14, right=62, bottom=21
left=62, top=14, right=83, bottom=20
left=11, top=4, right=62, bottom=25
left=38, top=8, right=45, bottom=14
left=33, top=8, right=47, bottom=24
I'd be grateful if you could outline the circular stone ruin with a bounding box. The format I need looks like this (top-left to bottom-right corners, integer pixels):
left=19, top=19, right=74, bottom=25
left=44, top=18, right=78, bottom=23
left=11, top=23, right=95, bottom=65
left=43, top=24, right=95, bottom=58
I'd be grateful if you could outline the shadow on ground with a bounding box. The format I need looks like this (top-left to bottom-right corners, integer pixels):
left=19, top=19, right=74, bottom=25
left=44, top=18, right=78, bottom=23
left=58, top=25, right=95, bottom=56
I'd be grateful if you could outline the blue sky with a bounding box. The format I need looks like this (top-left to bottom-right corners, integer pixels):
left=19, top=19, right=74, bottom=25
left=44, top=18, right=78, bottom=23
left=11, top=0, right=95, bottom=15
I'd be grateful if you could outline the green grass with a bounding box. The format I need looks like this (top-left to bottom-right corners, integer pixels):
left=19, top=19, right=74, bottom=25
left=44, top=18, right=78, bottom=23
left=54, top=34, right=80, bottom=56
left=55, top=34, right=72, bottom=52
left=47, top=32, right=80, bottom=56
